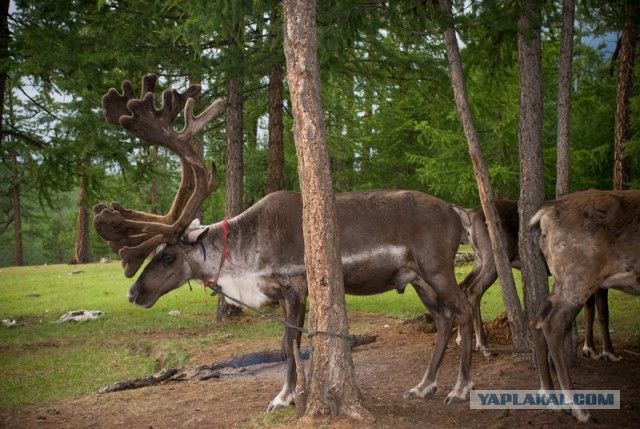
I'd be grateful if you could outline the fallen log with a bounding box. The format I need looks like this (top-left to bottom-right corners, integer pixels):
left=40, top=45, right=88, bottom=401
left=98, top=368, right=179, bottom=394
left=99, top=333, right=377, bottom=394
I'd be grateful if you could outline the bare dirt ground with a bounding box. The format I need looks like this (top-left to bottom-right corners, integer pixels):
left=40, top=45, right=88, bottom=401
left=2, top=312, right=639, bottom=429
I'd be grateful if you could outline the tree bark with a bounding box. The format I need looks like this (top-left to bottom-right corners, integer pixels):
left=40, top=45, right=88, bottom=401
left=555, top=0, right=574, bottom=198
left=218, top=29, right=245, bottom=322
left=72, top=164, right=92, bottom=264
left=11, top=151, right=24, bottom=266
left=438, top=0, right=528, bottom=351
left=613, top=0, right=637, bottom=191
left=225, top=67, right=245, bottom=217
left=555, top=0, right=580, bottom=366
left=283, top=0, right=369, bottom=421
left=0, top=0, right=9, bottom=145
left=266, top=41, right=285, bottom=194
left=517, top=0, right=550, bottom=363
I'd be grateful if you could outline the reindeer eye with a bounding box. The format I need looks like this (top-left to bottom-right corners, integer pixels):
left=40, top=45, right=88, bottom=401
left=161, top=253, right=176, bottom=266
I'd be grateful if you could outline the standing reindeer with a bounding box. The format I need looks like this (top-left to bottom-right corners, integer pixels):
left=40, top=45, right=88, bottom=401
left=454, top=201, right=620, bottom=361
left=529, top=189, right=640, bottom=422
left=94, top=74, right=475, bottom=411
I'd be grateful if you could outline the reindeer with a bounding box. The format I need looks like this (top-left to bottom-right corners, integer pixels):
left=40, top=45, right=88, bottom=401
left=529, top=189, right=640, bottom=422
left=94, top=74, right=475, bottom=412
left=454, top=202, right=620, bottom=361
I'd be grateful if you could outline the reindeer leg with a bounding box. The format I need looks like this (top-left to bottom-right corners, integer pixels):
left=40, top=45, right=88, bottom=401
left=595, top=288, right=621, bottom=362
left=456, top=255, right=482, bottom=348
left=268, top=283, right=307, bottom=412
left=445, top=287, right=474, bottom=404
left=582, top=293, right=599, bottom=359
left=542, top=300, right=595, bottom=423
left=457, top=254, right=497, bottom=357
left=531, top=300, right=555, bottom=392
left=405, top=275, right=473, bottom=404
left=467, top=277, right=495, bottom=356
left=403, top=279, right=449, bottom=399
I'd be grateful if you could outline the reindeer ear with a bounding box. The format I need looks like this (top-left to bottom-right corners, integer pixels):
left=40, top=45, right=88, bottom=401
left=182, top=222, right=209, bottom=244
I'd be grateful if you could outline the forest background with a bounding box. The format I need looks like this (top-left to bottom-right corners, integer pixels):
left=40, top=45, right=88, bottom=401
left=0, top=0, right=638, bottom=267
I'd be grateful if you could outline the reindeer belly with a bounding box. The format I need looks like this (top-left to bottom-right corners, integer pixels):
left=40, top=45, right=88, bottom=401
left=342, top=245, right=415, bottom=295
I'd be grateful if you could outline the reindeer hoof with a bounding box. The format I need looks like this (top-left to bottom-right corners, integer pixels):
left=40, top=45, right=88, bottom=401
left=444, top=394, right=464, bottom=405
left=267, top=402, right=283, bottom=412
left=403, top=390, right=420, bottom=400
left=601, top=352, right=622, bottom=362
left=403, top=382, right=437, bottom=399
left=582, top=347, right=600, bottom=360
left=571, top=407, right=597, bottom=423
left=267, top=393, right=294, bottom=412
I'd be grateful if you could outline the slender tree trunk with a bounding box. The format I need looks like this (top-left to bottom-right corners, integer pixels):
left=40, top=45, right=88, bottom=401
left=283, top=0, right=369, bottom=421
left=555, top=0, right=580, bottom=367
left=556, top=0, right=574, bottom=198
left=72, top=162, right=92, bottom=264
left=266, top=58, right=285, bottom=194
left=438, top=0, right=527, bottom=351
left=2, top=0, right=12, bottom=265
left=517, top=0, right=549, bottom=363
left=219, top=29, right=245, bottom=322
left=613, top=0, right=637, bottom=191
left=225, top=36, right=245, bottom=218
left=11, top=151, right=24, bottom=266
left=0, top=0, right=9, bottom=143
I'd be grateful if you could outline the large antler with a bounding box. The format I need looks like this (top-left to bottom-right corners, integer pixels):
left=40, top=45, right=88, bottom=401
left=94, top=74, right=225, bottom=277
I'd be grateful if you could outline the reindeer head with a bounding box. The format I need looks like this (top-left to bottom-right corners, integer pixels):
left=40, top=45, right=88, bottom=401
left=94, top=74, right=225, bottom=278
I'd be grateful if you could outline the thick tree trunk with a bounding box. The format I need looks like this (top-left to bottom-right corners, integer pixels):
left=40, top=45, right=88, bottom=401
left=266, top=54, right=285, bottom=194
left=613, top=0, right=637, bottom=191
left=555, top=0, right=574, bottom=198
left=517, top=0, right=550, bottom=364
left=219, top=43, right=245, bottom=322
left=438, top=0, right=528, bottom=351
left=283, top=0, right=369, bottom=421
left=225, top=76, right=244, bottom=217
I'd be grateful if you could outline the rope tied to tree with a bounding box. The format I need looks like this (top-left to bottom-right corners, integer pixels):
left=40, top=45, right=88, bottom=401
left=207, top=284, right=353, bottom=342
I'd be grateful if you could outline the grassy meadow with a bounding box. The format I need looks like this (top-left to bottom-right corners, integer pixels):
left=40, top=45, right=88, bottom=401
left=1, top=257, right=638, bottom=412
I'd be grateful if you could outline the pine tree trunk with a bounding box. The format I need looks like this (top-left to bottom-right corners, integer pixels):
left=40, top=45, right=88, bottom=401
left=72, top=173, right=92, bottom=265
left=613, top=0, right=636, bottom=191
left=556, top=0, right=574, bottom=198
left=517, top=0, right=550, bottom=363
left=225, top=75, right=244, bottom=217
left=0, top=0, right=9, bottom=134
left=282, top=0, right=370, bottom=421
left=11, top=151, right=24, bottom=266
left=218, top=31, right=245, bottom=322
left=438, top=0, right=528, bottom=351
left=266, top=52, right=285, bottom=194
left=555, top=0, right=580, bottom=367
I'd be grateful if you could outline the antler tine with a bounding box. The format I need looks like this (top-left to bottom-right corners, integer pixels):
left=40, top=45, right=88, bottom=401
left=103, top=74, right=158, bottom=125
left=94, top=74, right=225, bottom=278
left=182, top=98, right=226, bottom=147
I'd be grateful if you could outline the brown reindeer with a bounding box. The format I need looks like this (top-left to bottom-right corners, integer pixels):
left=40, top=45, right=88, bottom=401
left=454, top=201, right=620, bottom=361
left=529, top=189, right=640, bottom=422
left=94, top=75, right=475, bottom=411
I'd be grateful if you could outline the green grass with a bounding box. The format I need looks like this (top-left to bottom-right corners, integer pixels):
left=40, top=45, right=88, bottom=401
left=1, top=260, right=638, bottom=412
